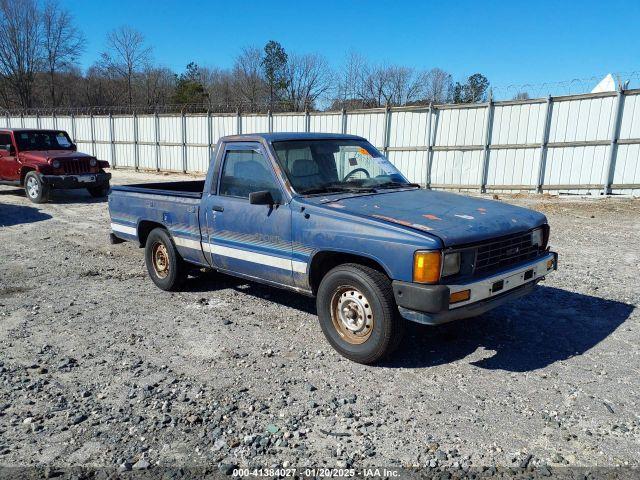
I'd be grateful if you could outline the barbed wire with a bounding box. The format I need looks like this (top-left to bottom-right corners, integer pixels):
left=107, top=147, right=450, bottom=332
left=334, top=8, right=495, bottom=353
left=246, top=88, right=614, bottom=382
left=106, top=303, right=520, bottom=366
left=491, top=70, right=640, bottom=99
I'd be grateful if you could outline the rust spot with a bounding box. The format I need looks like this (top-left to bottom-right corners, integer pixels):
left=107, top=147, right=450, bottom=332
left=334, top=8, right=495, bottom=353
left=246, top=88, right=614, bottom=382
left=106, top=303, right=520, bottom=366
left=326, top=202, right=345, bottom=209
left=477, top=207, right=487, bottom=214
left=422, top=214, right=442, bottom=221
left=372, top=214, right=413, bottom=227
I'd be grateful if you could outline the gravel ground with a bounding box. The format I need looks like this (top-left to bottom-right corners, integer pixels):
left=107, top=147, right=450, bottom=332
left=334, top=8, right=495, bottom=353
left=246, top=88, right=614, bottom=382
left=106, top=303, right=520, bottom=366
left=0, top=170, right=639, bottom=476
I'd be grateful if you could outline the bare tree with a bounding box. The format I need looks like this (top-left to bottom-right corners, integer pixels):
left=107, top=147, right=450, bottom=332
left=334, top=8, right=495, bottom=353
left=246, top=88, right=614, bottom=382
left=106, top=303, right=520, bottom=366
left=283, top=53, right=332, bottom=111
left=100, top=26, right=151, bottom=107
left=0, top=0, right=42, bottom=107
left=334, top=51, right=367, bottom=108
left=42, top=0, right=84, bottom=107
left=513, top=91, right=530, bottom=100
left=232, top=47, right=266, bottom=111
left=422, top=68, right=452, bottom=104
left=200, top=66, right=236, bottom=108
left=141, top=66, right=175, bottom=106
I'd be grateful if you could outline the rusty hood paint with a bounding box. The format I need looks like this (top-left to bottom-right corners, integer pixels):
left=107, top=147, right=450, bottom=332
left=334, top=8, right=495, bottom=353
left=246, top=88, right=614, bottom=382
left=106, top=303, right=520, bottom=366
left=305, top=188, right=547, bottom=247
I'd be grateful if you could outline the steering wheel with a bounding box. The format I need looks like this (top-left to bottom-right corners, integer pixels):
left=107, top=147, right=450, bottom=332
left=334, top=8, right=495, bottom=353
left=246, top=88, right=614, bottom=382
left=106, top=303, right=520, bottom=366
left=343, top=168, right=371, bottom=181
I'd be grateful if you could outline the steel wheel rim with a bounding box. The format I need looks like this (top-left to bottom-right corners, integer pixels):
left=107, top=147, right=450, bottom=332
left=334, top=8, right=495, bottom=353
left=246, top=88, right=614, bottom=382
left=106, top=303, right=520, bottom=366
left=26, top=177, right=39, bottom=198
left=152, top=242, right=170, bottom=279
left=330, top=286, right=374, bottom=345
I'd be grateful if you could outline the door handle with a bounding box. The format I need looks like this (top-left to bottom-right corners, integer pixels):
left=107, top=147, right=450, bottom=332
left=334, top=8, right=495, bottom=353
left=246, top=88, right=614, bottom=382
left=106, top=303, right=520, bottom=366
left=212, top=205, right=224, bottom=212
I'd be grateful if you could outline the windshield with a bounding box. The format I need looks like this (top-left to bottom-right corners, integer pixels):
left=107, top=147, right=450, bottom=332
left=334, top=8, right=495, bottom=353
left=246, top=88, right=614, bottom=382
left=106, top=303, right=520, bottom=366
left=272, top=139, right=412, bottom=195
left=15, top=131, right=74, bottom=151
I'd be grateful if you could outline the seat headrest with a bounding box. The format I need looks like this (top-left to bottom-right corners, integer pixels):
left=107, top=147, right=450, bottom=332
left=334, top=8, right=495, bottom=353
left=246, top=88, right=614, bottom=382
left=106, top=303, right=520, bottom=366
left=291, top=159, right=319, bottom=177
left=233, top=160, right=269, bottom=181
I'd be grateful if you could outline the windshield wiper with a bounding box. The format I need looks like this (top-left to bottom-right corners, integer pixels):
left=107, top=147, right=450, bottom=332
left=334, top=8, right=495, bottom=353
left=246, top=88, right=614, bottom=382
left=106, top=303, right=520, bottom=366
left=375, top=181, right=421, bottom=189
left=299, top=185, right=377, bottom=195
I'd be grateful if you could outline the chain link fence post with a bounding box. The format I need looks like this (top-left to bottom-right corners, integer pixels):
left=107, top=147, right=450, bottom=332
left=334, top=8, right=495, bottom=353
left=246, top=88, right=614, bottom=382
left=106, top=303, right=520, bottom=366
left=341, top=108, right=347, bottom=134
left=536, top=96, right=553, bottom=193
left=154, top=111, right=160, bottom=172
left=109, top=112, right=116, bottom=168
left=90, top=108, right=96, bottom=157
left=133, top=110, right=140, bottom=171
left=425, top=103, right=433, bottom=188
left=479, top=91, right=494, bottom=193
left=181, top=109, right=187, bottom=173
left=207, top=109, right=213, bottom=163
left=383, top=104, right=392, bottom=154
left=603, top=84, right=625, bottom=195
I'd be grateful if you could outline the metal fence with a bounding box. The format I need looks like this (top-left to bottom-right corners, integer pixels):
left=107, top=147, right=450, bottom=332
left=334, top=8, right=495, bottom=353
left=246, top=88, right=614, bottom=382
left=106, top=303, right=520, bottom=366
left=2, top=88, right=640, bottom=196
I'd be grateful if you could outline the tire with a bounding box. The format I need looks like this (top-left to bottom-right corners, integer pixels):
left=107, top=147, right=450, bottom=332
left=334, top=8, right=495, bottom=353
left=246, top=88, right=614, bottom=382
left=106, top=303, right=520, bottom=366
left=316, top=263, right=405, bottom=364
left=144, top=228, right=187, bottom=291
left=87, top=182, right=110, bottom=198
left=24, top=171, right=49, bottom=204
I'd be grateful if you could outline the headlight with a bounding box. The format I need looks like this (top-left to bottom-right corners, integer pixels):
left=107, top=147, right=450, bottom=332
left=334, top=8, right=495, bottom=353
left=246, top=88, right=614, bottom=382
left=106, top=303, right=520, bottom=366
left=531, top=227, right=544, bottom=248
left=89, top=158, right=97, bottom=167
left=52, top=160, right=60, bottom=169
left=413, top=251, right=441, bottom=284
left=442, top=252, right=461, bottom=277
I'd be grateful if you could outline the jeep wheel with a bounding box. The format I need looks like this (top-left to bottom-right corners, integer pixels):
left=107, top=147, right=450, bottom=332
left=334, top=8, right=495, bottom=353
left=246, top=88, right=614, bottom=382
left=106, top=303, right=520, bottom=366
left=144, top=228, right=187, bottom=291
left=87, top=182, right=110, bottom=198
left=24, top=171, right=49, bottom=204
left=316, top=263, right=404, bottom=364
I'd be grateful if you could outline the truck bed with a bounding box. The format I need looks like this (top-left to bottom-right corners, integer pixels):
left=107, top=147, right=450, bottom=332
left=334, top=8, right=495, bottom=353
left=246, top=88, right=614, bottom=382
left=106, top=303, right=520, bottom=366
left=109, top=179, right=207, bottom=266
left=110, top=180, right=205, bottom=198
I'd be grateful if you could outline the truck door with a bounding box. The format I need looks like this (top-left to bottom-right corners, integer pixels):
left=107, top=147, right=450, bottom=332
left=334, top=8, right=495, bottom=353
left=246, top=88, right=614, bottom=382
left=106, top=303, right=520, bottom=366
left=0, top=132, right=17, bottom=181
left=202, top=142, right=296, bottom=287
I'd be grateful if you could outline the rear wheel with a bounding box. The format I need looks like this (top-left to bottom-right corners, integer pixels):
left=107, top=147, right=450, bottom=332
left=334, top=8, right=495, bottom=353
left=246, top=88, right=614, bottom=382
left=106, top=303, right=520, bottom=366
left=87, top=182, right=110, bottom=198
left=316, top=263, right=404, bottom=364
left=144, top=228, right=187, bottom=291
left=24, top=171, right=49, bottom=204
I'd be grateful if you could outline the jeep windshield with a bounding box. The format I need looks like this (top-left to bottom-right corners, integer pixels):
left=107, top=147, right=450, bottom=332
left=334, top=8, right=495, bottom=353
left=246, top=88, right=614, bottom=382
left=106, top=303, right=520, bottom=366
left=15, top=130, right=74, bottom=151
left=272, top=139, right=415, bottom=195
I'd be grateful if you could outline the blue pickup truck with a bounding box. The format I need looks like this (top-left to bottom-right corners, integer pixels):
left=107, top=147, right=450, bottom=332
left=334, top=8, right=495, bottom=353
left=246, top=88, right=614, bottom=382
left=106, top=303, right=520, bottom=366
left=108, top=133, right=557, bottom=364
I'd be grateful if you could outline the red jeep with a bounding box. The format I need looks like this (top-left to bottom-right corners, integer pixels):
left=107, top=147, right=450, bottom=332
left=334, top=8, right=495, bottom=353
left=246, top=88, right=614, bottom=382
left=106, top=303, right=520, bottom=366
left=0, top=128, right=111, bottom=203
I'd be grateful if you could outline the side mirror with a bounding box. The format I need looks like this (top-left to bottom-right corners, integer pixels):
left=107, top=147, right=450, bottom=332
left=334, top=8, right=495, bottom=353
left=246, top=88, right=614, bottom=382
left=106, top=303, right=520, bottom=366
left=0, top=144, right=12, bottom=155
left=249, top=190, right=276, bottom=206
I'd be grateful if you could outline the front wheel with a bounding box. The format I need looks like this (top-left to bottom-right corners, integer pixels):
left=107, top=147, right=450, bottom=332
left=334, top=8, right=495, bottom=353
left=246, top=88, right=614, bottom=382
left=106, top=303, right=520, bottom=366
left=24, top=171, right=49, bottom=203
left=144, top=228, right=187, bottom=291
left=316, top=263, right=404, bottom=364
left=87, top=182, right=110, bottom=198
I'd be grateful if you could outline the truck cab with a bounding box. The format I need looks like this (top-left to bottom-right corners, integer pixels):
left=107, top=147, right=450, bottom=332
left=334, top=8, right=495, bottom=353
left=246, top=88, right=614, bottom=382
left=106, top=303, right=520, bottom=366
left=0, top=128, right=111, bottom=203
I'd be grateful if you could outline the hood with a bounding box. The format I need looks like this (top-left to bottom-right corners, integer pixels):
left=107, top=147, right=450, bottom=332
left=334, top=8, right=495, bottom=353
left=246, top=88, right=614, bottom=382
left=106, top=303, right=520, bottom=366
left=19, top=150, right=93, bottom=163
left=304, top=189, right=547, bottom=247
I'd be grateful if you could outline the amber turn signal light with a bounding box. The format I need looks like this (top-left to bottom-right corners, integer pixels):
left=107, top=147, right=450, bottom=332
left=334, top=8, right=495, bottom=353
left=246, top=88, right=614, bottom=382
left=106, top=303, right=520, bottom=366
left=450, top=289, right=471, bottom=304
left=413, top=251, right=441, bottom=283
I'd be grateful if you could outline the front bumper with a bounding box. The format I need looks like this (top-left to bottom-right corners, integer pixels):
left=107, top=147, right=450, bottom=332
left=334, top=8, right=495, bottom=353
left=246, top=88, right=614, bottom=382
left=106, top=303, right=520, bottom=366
left=40, top=172, right=111, bottom=189
left=393, top=251, right=558, bottom=325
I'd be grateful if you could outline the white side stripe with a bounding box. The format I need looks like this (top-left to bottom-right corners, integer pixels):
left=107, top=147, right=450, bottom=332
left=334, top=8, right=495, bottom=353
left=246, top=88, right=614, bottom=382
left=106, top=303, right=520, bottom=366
left=172, top=236, right=203, bottom=251
left=201, top=241, right=307, bottom=273
left=111, top=222, right=137, bottom=236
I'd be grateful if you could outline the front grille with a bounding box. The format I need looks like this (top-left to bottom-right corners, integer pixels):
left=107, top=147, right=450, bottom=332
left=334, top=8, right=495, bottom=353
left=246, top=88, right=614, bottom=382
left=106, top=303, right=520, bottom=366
left=473, top=230, right=541, bottom=276
left=60, top=159, right=91, bottom=174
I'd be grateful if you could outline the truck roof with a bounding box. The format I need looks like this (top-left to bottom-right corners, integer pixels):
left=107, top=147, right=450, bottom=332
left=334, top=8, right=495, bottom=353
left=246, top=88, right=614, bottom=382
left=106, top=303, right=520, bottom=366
left=0, top=128, right=66, bottom=132
left=219, top=133, right=366, bottom=143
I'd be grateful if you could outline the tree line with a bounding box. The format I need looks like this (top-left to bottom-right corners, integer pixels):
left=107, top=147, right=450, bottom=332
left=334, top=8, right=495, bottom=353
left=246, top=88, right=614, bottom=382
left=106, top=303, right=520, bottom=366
left=0, top=0, right=491, bottom=112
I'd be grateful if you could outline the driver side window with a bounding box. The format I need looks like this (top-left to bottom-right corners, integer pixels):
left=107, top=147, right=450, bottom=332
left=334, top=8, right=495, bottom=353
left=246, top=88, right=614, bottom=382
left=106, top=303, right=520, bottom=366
left=219, top=149, right=281, bottom=201
left=0, top=133, right=12, bottom=152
